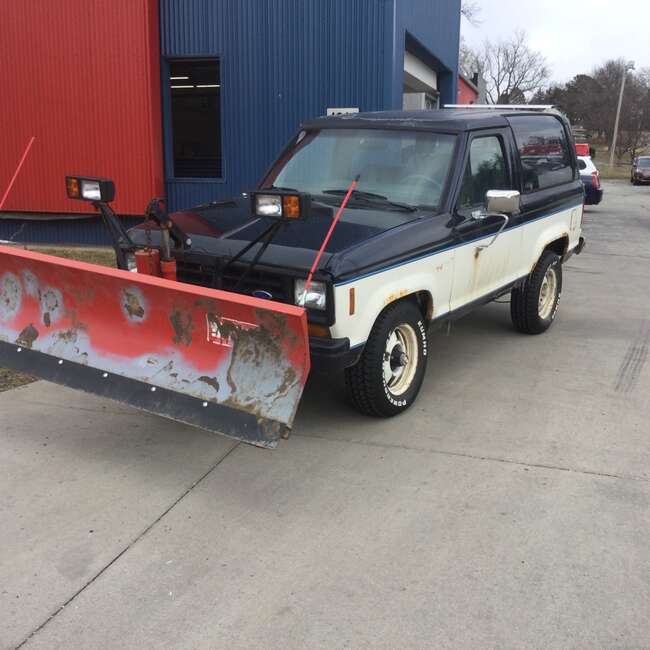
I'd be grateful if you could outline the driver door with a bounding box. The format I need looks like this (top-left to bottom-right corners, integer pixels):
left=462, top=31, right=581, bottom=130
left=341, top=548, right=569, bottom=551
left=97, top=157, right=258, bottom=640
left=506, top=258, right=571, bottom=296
left=450, top=131, right=523, bottom=311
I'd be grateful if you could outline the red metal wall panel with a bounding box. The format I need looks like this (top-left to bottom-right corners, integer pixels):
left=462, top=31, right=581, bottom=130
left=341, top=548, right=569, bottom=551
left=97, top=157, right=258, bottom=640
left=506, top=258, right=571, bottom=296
left=0, top=0, right=163, bottom=216
left=457, top=76, right=479, bottom=105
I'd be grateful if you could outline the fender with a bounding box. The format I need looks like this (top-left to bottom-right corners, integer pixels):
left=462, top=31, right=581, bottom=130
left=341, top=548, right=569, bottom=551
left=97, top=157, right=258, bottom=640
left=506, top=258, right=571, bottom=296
left=524, top=203, right=582, bottom=273
left=330, top=250, right=454, bottom=347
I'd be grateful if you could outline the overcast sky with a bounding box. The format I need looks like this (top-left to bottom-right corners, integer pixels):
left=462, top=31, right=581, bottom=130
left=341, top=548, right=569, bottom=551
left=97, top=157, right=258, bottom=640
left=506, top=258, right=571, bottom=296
left=462, top=0, right=650, bottom=83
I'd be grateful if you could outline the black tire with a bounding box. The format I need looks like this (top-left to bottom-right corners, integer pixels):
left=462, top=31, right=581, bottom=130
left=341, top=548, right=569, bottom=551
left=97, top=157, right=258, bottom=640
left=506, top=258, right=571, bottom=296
left=511, top=250, right=562, bottom=335
left=345, top=300, right=428, bottom=417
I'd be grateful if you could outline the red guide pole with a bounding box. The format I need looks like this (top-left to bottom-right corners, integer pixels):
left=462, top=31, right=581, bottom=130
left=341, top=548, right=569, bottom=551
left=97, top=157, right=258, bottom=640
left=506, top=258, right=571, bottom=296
left=0, top=137, right=36, bottom=212
left=304, top=174, right=359, bottom=292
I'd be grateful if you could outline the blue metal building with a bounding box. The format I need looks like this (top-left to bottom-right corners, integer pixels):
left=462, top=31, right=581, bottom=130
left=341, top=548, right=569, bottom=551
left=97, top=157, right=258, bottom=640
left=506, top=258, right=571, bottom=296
left=161, top=0, right=461, bottom=211
left=1, top=0, right=461, bottom=244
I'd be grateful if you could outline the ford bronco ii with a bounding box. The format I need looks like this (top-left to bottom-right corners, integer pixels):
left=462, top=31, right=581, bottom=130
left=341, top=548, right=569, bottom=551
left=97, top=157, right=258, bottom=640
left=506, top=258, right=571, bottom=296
left=112, top=108, right=584, bottom=418
left=1, top=106, right=584, bottom=443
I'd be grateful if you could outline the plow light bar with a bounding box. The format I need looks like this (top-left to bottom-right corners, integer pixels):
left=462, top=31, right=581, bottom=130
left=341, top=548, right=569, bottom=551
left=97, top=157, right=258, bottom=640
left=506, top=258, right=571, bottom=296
left=252, top=191, right=311, bottom=221
left=66, top=176, right=115, bottom=203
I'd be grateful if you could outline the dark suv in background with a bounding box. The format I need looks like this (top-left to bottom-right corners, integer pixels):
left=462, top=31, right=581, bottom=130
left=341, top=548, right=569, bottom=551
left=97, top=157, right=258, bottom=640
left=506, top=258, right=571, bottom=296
left=631, top=156, right=650, bottom=185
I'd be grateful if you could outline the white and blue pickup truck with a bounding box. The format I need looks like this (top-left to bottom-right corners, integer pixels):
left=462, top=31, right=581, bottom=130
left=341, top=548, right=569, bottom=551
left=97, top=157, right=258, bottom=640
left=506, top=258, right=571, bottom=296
left=103, top=107, right=586, bottom=418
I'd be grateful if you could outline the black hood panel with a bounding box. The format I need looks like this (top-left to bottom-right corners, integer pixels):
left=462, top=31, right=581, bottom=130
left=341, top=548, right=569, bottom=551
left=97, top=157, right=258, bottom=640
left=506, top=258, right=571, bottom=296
left=175, top=196, right=420, bottom=255
left=129, top=195, right=426, bottom=278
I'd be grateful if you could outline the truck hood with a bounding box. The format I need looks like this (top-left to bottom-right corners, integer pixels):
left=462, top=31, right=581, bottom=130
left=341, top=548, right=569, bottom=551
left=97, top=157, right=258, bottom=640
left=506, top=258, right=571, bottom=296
left=130, top=195, right=422, bottom=274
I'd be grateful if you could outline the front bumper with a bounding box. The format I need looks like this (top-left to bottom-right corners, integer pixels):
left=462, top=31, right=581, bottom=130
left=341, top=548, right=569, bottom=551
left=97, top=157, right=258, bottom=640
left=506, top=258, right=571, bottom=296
left=309, top=336, right=363, bottom=373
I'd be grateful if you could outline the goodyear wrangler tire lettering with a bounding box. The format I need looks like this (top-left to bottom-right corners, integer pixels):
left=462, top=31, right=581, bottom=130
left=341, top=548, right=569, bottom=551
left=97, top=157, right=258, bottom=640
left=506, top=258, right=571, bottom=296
left=345, top=300, right=428, bottom=417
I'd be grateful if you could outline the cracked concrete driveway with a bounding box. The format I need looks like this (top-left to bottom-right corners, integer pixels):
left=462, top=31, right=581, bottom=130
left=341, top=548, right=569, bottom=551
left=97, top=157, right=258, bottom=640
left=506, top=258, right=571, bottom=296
left=1, top=180, right=649, bottom=649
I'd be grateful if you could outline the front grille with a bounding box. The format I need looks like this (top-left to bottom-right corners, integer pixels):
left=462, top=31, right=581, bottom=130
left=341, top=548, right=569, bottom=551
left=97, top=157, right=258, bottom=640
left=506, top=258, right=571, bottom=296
left=176, top=260, right=294, bottom=305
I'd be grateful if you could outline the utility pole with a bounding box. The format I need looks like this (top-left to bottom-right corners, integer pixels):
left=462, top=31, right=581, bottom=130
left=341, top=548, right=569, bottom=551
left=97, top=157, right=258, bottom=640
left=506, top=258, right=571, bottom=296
left=609, top=60, right=635, bottom=169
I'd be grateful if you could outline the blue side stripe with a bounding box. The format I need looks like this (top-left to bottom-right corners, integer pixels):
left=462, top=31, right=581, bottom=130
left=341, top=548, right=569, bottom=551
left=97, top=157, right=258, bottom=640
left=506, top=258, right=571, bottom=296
left=334, top=202, right=582, bottom=287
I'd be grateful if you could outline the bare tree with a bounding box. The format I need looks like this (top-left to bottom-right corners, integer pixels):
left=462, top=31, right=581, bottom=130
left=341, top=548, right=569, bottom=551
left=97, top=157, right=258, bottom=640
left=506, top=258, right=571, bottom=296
left=459, top=36, right=479, bottom=79
left=533, top=60, right=650, bottom=162
left=468, top=31, right=550, bottom=104
left=461, top=0, right=481, bottom=26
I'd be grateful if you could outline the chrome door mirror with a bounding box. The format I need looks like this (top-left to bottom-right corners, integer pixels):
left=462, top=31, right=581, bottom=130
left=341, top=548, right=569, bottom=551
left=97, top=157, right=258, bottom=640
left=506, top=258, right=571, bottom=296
left=471, top=190, right=520, bottom=254
left=485, top=190, right=520, bottom=215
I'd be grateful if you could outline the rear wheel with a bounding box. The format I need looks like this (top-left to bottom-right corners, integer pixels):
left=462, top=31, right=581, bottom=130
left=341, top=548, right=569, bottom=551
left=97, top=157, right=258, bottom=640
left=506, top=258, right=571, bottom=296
left=511, top=250, right=562, bottom=335
left=345, top=300, right=427, bottom=417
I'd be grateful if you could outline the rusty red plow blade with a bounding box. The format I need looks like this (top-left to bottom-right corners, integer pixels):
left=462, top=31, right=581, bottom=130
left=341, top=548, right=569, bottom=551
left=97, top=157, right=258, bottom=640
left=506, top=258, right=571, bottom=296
left=0, top=246, right=310, bottom=448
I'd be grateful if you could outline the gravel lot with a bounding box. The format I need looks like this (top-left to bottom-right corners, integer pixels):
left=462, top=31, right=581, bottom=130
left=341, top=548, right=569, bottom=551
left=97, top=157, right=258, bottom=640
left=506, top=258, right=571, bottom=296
left=1, top=180, right=649, bottom=649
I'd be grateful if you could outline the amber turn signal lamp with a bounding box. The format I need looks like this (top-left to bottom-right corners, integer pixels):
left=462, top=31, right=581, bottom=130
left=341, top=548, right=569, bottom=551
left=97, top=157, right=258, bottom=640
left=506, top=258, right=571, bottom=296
left=282, top=195, right=301, bottom=219
left=66, top=177, right=80, bottom=199
left=308, top=323, right=330, bottom=338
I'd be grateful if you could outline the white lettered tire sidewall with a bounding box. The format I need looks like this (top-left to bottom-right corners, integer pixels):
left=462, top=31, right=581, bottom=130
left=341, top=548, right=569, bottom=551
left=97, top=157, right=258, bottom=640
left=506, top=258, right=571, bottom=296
left=345, top=300, right=428, bottom=417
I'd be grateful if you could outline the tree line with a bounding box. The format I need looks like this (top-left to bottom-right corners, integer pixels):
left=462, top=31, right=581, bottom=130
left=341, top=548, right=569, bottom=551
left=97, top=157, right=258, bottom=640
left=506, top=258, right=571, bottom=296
left=460, top=24, right=650, bottom=161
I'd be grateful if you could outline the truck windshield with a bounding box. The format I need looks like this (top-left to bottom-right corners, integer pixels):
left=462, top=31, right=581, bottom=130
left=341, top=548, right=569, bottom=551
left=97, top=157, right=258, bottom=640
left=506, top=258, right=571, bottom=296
left=264, top=129, right=456, bottom=211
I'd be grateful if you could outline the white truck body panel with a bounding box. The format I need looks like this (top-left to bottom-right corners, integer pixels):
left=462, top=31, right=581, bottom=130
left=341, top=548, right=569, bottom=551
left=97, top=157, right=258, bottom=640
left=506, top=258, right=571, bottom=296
left=332, top=201, right=583, bottom=348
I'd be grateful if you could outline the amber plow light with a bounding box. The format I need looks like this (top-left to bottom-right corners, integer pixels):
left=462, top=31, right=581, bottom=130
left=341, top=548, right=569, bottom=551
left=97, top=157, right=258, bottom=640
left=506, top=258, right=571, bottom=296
left=251, top=190, right=311, bottom=221
left=65, top=177, right=80, bottom=199
left=65, top=176, right=116, bottom=202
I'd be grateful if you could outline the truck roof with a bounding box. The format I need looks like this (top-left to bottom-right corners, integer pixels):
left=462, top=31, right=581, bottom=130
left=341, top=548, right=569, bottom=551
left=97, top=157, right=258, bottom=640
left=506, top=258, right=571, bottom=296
left=303, top=108, right=554, bottom=133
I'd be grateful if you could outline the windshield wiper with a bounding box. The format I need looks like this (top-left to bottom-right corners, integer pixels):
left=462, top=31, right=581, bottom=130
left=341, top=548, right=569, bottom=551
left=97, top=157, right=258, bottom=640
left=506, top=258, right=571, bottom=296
left=321, top=189, right=416, bottom=212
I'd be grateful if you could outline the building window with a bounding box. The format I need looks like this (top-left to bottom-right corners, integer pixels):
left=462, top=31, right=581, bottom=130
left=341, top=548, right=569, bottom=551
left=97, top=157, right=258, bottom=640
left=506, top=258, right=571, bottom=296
left=168, top=59, right=221, bottom=178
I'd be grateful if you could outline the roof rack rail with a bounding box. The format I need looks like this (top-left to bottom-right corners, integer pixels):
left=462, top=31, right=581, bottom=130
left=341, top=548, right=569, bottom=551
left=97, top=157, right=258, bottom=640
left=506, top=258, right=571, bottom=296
left=444, top=104, right=558, bottom=112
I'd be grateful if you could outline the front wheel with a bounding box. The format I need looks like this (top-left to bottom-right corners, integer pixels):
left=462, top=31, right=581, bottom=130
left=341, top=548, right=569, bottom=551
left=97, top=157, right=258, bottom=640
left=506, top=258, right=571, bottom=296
left=345, top=300, right=428, bottom=417
left=511, top=250, right=562, bottom=335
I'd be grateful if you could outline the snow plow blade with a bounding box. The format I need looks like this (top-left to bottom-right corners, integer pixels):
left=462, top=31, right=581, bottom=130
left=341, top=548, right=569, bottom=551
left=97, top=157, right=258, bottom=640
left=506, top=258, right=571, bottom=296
left=0, top=246, right=310, bottom=448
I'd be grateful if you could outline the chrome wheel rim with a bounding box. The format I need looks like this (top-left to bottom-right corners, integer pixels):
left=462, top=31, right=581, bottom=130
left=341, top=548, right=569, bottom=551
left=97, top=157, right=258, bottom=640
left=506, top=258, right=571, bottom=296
left=538, top=267, right=557, bottom=319
left=383, top=323, right=418, bottom=396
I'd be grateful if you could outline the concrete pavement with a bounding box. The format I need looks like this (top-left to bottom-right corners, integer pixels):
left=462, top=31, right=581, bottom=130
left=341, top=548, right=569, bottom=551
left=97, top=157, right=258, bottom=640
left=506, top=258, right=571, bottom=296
left=1, top=180, right=649, bottom=649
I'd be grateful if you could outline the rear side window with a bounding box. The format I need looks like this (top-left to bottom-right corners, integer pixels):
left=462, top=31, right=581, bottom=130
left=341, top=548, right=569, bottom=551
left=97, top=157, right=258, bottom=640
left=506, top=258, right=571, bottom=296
left=509, top=115, right=574, bottom=192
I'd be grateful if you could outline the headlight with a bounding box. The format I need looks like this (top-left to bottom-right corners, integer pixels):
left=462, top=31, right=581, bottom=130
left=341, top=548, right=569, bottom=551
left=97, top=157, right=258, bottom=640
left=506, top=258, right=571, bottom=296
left=80, top=180, right=102, bottom=201
left=125, top=252, right=138, bottom=272
left=65, top=175, right=115, bottom=202
left=295, top=279, right=327, bottom=310
left=252, top=191, right=309, bottom=220
left=254, top=194, right=283, bottom=218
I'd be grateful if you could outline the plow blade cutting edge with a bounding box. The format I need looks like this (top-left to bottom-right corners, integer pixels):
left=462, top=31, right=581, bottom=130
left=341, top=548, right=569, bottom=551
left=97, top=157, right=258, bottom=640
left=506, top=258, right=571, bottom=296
left=0, top=246, right=310, bottom=448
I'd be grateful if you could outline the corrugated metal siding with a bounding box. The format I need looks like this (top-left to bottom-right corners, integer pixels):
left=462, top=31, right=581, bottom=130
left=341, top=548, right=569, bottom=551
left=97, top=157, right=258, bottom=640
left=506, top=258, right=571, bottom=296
left=160, top=0, right=390, bottom=210
left=0, top=0, right=163, bottom=217
left=0, top=217, right=144, bottom=246
left=458, top=76, right=479, bottom=104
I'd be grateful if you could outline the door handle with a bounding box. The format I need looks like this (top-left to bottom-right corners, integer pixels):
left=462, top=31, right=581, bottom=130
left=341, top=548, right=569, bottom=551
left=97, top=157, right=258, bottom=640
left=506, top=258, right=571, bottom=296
left=474, top=212, right=509, bottom=253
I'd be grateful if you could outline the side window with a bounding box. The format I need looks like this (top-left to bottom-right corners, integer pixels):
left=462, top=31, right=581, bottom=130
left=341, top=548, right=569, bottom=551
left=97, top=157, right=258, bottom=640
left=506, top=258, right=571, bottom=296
left=509, top=115, right=574, bottom=192
left=578, top=159, right=587, bottom=171
left=457, top=136, right=509, bottom=210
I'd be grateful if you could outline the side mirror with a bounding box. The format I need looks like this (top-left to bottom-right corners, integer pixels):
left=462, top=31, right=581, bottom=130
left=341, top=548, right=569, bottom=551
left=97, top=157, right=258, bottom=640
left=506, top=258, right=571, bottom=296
left=486, top=190, right=520, bottom=215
